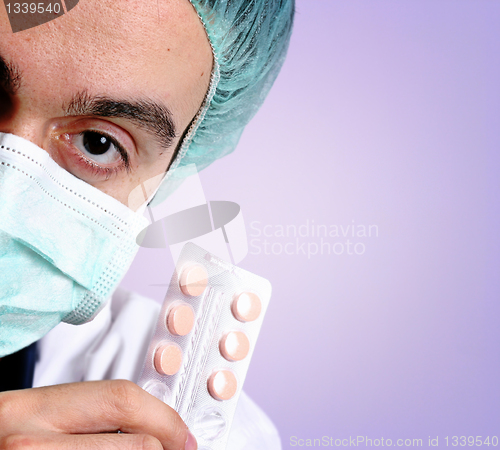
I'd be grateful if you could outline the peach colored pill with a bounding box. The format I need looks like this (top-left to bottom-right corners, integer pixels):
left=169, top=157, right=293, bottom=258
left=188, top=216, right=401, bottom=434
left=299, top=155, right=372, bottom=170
left=167, top=303, right=195, bottom=336
left=208, top=370, right=238, bottom=401
left=219, top=331, right=250, bottom=362
left=179, top=264, right=208, bottom=297
left=154, top=343, right=183, bottom=376
left=232, top=292, right=262, bottom=322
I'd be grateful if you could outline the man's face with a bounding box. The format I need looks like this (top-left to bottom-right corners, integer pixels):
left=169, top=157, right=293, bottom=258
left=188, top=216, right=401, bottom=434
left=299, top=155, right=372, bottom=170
left=0, top=0, right=213, bottom=208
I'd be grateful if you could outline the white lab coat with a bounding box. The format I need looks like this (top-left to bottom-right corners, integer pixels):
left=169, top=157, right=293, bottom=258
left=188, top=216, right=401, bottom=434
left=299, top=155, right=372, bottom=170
left=33, top=288, right=281, bottom=450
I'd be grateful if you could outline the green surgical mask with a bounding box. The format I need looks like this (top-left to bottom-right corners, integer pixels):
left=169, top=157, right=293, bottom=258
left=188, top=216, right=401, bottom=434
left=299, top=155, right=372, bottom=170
left=0, top=133, right=147, bottom=357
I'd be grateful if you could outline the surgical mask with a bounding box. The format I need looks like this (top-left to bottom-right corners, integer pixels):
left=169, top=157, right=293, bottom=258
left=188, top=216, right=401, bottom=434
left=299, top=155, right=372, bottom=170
left=0, top=133, right=148, bottom=357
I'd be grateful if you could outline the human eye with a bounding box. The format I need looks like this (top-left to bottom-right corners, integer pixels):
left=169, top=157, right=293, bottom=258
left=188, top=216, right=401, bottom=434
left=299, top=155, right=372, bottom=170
left=71, top=130, right=129, bottom=169
left=48, top=119, right=135, bottom=182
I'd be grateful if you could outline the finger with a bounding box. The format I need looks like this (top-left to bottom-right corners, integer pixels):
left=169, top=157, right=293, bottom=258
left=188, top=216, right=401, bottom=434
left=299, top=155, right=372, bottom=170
left=4, top=380, right=195, bottom=450
left=0, top=432, right=163, bottom=450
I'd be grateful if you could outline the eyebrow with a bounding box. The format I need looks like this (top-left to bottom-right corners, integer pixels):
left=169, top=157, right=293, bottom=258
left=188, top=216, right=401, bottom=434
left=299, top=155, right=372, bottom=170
left=0, top=55, right=21, bottom=94
left=65, top=91, right=177, bottom=150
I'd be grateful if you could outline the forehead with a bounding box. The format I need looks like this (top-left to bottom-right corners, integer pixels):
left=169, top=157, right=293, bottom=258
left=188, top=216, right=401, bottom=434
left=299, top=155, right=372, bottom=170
left=0, top=0, right=212, bottom=118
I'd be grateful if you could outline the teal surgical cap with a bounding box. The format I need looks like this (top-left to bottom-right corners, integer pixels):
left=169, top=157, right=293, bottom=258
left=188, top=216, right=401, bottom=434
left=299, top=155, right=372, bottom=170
left=151, top=0, right=294, bottom=204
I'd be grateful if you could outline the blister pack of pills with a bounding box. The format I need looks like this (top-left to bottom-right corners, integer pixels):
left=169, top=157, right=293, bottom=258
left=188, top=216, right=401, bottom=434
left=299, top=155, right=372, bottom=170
left=137, top=242, right=272, bottom=450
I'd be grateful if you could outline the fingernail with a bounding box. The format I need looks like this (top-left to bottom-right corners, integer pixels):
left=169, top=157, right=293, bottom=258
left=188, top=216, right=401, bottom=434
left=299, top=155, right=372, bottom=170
left=185, top=430, right=197, bottom=450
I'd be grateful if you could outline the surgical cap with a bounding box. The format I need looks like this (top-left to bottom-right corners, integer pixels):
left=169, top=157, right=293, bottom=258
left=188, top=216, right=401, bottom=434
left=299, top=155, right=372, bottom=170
left=151, top=0, right=294, bottom=203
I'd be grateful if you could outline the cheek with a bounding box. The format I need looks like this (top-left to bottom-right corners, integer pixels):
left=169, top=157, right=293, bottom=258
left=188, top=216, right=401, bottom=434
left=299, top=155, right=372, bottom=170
left=93, top=176, right=133, bottom=206
left=98, top=157, right=174, bottom=211
left=89, top=172, right=149, bottom=210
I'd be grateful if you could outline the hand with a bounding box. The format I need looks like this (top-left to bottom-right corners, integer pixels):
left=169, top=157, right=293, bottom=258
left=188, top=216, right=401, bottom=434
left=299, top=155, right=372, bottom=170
left=0, top=380, right=197, bottom=450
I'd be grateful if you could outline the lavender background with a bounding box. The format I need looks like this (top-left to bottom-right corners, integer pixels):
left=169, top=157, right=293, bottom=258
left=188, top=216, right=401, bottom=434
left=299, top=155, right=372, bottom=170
left=122, top=0, right=500, bottom=446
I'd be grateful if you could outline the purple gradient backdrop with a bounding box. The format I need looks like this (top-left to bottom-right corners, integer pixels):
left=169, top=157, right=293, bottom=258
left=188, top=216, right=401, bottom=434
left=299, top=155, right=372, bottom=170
left=122, top=1, right=500, bottom=446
